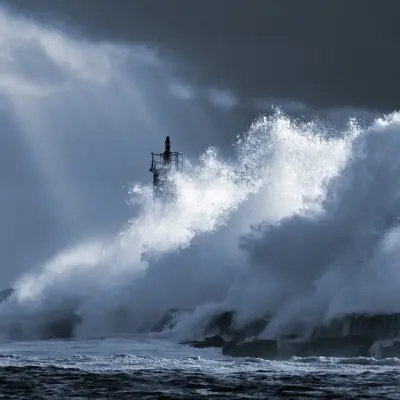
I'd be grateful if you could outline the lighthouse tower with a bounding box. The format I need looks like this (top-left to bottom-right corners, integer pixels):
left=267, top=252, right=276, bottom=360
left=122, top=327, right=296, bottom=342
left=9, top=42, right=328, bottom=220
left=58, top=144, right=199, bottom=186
left=149, top=136, right=183, bottom=200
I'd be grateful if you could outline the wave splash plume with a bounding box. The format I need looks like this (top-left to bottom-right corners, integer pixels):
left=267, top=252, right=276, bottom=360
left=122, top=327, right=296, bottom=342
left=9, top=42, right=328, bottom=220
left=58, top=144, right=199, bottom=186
left=2, top=6, right=400, bottom=345
left=2, top=108, right=355, bottom=339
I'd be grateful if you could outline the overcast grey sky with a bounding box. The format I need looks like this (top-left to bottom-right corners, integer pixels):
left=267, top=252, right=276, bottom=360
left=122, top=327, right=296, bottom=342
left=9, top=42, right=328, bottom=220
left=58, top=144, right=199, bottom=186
left=0, top=0, right=399, bottom=286
left=3, top=0, right=400, bottom=110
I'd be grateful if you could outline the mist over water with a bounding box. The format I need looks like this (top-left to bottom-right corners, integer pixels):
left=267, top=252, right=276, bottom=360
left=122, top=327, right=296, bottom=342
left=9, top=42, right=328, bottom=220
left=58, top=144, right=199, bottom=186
left=2, top=8, right=400, bottom=342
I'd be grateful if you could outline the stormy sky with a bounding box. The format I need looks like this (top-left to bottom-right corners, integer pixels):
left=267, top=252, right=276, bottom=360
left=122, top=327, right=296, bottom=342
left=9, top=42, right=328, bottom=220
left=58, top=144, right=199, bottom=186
left=0, top=0, right=399, bottom=286
left=4, top=0, right=400, bottom=110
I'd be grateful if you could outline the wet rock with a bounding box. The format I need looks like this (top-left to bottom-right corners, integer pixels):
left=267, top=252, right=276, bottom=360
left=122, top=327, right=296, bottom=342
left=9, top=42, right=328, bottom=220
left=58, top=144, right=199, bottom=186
left=152, top=308, right=270, bottom=349
left=277, top=339, right=305, bottom=358
left=207, top=311, right=235, bottom=336
left=153, top=308, right=400, bottom=356
left=223, top=335, right=374, bottom=359
left=232, top=318, right=270, bottom=341
left=202, top=311, right=270, bottom=342
left=151, top=308, right=191, bottom=332
left=222, top=339, right=278, bottom=358
left=185, top=335, right=226, bottom=348
left=187, top=312, right=270, bottom=349
left=298, top=335, right=373, bottom=358
left=312, top=313, right=400, bottom=340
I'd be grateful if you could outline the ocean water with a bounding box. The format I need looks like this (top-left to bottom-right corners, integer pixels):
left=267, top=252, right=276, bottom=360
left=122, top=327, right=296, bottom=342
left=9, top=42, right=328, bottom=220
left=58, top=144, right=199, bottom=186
left=0, top=336, right=399, bottom=399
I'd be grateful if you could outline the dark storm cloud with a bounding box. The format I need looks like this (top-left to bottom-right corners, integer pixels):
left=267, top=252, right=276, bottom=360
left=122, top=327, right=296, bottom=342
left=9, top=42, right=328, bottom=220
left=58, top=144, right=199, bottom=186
left=3, top=0, right=400, bottom=111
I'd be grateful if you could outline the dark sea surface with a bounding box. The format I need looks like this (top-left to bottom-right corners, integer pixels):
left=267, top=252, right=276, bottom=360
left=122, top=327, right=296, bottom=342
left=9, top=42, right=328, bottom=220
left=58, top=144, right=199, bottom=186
left=0, top=336, right=399, bottom=399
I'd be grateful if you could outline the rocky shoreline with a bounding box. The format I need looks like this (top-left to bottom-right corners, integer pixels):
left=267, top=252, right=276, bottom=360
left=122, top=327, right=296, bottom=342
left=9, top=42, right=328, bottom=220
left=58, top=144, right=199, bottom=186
left=156, top=309, right=400, bottom=359
left=1, top=288, right=400, bottom=358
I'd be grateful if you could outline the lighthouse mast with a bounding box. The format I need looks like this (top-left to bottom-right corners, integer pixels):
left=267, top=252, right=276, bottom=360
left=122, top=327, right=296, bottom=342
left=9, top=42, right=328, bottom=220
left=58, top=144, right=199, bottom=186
left=149, top=136, right=183, bottom=201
